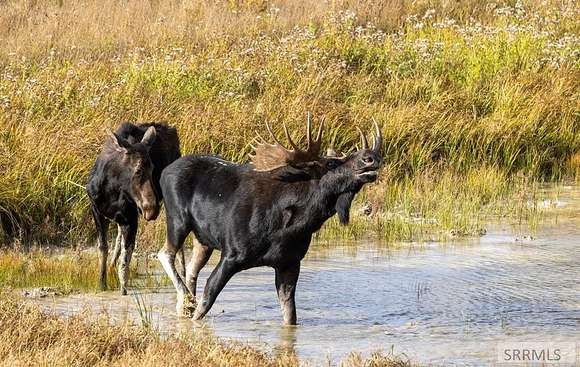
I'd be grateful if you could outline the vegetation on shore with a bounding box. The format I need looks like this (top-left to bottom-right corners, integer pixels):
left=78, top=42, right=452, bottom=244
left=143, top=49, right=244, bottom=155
left=0, top=291, right=409, bottom=366
left=0, top=249, right=102, bottom=293
left=0, top=0, right=578, bottom=245
left=0, top=247, right=171, bottom=292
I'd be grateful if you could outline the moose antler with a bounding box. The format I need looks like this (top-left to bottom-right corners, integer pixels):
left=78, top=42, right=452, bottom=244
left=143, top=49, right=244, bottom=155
left=356, top=118, right=382, bottom=153
left=251, top=113, right=324, bottom=171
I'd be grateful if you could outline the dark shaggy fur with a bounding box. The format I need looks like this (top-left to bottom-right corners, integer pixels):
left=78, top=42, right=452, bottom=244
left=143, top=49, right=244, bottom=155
left=86, top=122, right=180, bottom=294
left=158, top=144, right=382, bottom=324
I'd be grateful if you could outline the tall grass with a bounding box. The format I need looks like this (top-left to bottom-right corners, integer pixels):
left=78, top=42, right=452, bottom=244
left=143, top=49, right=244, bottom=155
left=0, top=0, right=578, bottom=244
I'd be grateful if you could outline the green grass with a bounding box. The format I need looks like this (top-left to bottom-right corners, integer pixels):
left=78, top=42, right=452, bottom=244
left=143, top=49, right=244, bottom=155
left=0, top=249, right=104, bottom=293
left=0, top=249, right=158, bottom=293
left=0, top=0, right=578, bottom=245
left=319, top=166, right=551, bottom=241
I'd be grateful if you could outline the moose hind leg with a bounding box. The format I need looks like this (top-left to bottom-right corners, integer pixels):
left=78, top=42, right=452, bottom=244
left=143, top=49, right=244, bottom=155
left=117, top=218, right=137, bottom=296
left=176, top=246, right=186, bottom=281
left=185, top=239, right=213, bottom=301
left=91, top=205, right=109, bottom=291
left=193, top=256, right=238, bottom=321
left=158, top=224, right=191, bottom=316
left=275, top=263, right=301, bottom=325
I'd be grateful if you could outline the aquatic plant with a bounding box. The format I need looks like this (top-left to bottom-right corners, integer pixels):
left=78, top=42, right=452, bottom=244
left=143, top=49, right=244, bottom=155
left=132, top=291, right=154, bottom=331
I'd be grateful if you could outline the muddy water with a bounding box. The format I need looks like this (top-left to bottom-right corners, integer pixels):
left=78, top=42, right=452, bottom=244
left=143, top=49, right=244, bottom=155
left=36, top=185, right=580, bottom=366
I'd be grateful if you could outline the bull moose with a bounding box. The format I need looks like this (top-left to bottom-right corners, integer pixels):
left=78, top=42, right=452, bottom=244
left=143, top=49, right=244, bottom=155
left=86, top=122, right=181, bottom=295
left=158, top=117, right=383, bottom=325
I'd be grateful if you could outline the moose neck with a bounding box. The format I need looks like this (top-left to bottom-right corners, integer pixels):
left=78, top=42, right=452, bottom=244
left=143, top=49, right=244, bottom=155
left=102, top=151, right=135, bottom=197
left=291, top=170, right=362, bottom=234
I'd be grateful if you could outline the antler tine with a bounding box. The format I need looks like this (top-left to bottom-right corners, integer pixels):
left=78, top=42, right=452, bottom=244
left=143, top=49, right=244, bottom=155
left=356, top=127, right=369, bottom=150
left=305, top=112, right=312, bottom=150
left=306, top=117, right=324, bottom=155
left=315, top=117, right=324, bottom=143
left=371, top=118, right=382, bottom=152
left=254, top=131, right=267, bottom=144
left=282, top=123, right=300, bottom=151
left=265, top=122, right=286, bottom=148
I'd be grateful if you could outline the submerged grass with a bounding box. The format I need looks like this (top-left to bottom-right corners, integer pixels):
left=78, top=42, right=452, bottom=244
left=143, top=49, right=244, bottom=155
left=0, top=291, right=410, bottom=366
left=0, top=0, right=578, bottom=244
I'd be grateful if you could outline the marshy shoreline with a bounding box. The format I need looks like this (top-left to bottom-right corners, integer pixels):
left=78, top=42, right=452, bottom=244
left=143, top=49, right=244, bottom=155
left=2, top=291, right=412, bottom=366
left=7, top=182, right=579, bottom=365
left=0, top=1, right=579, bottom=365
left=0, top=0, right=578, bottom=246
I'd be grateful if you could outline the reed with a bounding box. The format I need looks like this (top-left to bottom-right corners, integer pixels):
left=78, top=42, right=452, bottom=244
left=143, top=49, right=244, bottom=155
left=0, top=0, right=578, bottom=244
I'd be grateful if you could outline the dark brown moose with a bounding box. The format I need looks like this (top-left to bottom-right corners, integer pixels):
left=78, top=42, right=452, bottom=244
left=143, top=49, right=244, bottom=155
left=158, top=117, right=383, bottom=325
left=86, top=122, right=181, bottom=295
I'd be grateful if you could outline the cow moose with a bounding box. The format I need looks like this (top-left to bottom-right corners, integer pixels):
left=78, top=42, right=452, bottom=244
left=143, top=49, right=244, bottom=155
left=86, top=122, right=181, bottom=295
left=158, top=117, right=383, bottom=325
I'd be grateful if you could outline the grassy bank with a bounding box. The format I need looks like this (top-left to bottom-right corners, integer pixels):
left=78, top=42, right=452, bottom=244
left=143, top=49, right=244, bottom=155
left=0, top=248, right=171, bottom=293
left=0, top=249, right=102, bottom=293
left=0, top=0, right=578, bottom=244
left=0, top=292, right=409, bottom=366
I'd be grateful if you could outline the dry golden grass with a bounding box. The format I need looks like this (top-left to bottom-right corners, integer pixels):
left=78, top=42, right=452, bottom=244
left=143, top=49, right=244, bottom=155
left=1, top=0, right=543, bottom=55
left=0, top=0, right=578, bottom=244
left=0, top=291, right=410, bottom=367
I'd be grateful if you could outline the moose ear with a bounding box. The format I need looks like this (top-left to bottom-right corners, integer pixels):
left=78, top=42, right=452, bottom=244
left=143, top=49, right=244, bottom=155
left=108, top=131, right=132, bottom=153
left=141, top=126, right=157, bottom=148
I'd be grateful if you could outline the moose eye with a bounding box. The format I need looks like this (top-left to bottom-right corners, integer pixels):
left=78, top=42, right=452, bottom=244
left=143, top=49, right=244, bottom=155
left=326, top=160, right=339, bottom=169
left=362, top=156, right=374, bottom=164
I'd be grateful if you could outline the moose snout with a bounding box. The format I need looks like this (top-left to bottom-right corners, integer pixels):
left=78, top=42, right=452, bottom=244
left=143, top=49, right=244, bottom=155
left=141, top=203, right=160, bottom=221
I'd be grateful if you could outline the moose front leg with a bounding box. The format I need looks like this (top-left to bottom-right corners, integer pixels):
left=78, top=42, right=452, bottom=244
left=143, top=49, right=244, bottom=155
left=90, top=205, right=109, bottom=291
left=117, top=217, right=137, bottom=296
left=275, top=263, right=301, bottom=325
left=110, top=224, right=122, bottom=272
left=193, top=256, right=238, bottom=321
left=185, top=240, right=213, bottom=301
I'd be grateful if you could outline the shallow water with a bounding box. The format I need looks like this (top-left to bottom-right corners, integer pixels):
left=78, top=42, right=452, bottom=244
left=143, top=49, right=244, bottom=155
left=36, top=185, right=580, bottom=366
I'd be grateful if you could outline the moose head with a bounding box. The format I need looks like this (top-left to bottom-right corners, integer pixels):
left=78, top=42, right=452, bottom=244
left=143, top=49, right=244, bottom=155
left=109, top=126, right=160, bottom=221
left=251, top=117, right=383, bottom=224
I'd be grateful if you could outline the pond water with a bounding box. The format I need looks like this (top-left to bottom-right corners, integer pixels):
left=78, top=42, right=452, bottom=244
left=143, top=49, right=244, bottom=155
left=36, top=185, right=580, bottom=366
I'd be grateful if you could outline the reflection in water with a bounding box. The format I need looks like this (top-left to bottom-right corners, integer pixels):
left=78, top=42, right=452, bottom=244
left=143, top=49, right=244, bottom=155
left=274, top=326, right=298, bottom=358
left=35, top=185, right=580, bottom=366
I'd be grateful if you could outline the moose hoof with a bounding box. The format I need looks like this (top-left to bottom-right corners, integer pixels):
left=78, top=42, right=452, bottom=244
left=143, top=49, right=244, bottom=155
left=176, top=294, right=195, bottom=318
left=192, top=304, right=206, bottom=321
left=177, top=305, right=195, bottom=318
